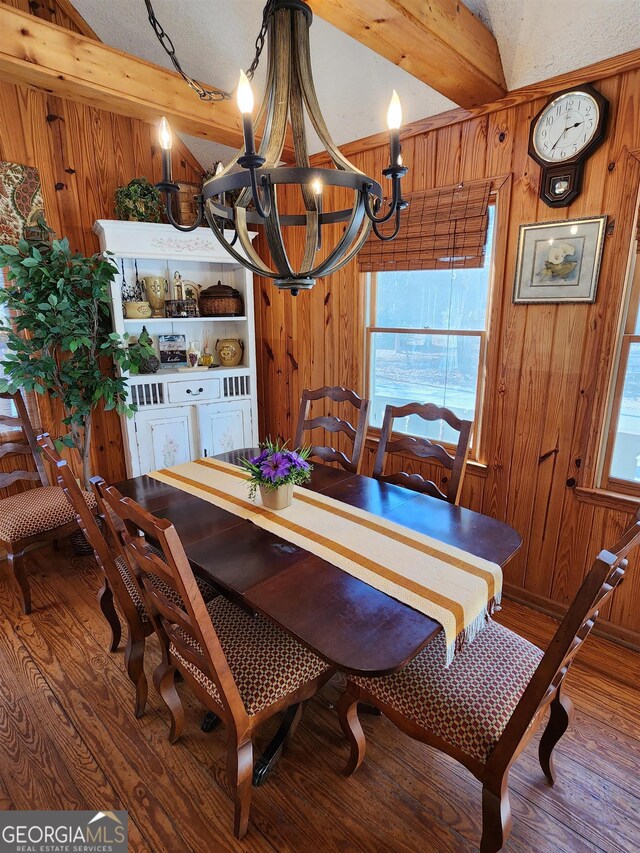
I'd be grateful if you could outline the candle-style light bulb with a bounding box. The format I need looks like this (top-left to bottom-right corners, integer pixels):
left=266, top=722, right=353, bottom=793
left=387, top=90, right=402, bottom=168
left=237, top=70, right=257, bottom=156
left=237, top=70, right=254, bottom=114
left=158, top=116, right=173, bottom=150
left=387, top=90, right=402, bottom=130
left=215, top=161, right=224, bottom=175
left=312, top=179, right=322, bottom=195
left=158, top=116, right=173, bottom=182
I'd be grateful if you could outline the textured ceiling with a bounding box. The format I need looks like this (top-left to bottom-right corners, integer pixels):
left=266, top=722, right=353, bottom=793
left=72, top=0, right=640, bottom=170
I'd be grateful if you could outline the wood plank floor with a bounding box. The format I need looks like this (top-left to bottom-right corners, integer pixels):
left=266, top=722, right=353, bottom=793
left=0, top=544, right=639, bottom=852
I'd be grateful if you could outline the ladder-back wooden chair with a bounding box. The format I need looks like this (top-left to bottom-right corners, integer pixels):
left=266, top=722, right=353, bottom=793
left=95, top=478, right=333, bottom=839
left=372, top=402, right=472, bottom=504
left=337, top=515, right=640, bottom=852
left=53, top=462, right=218, bottom=718
left=0, top=392, right=97, bottom=613
left=294, top=386, right=370, bottom=473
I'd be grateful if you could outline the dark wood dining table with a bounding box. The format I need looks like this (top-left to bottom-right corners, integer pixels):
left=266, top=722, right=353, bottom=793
left=116, top=448, right=521, bottom=673
left=115, top=449, right=521, bottom=782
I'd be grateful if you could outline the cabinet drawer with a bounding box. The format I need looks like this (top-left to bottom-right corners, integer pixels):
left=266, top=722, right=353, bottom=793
left=167, top=378, right=220, bottom=403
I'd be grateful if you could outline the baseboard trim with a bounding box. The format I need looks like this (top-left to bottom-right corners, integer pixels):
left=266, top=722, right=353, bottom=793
left=503, top=583, right=640, bottom=653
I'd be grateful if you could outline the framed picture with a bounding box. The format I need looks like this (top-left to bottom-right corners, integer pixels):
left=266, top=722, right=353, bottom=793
left=513, top=215, right=607, bottom=304
left=158, top=333, right=187, bottom=367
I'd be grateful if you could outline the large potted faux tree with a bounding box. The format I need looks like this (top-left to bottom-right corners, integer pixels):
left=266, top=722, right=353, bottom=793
left=0, top=237, right=152, bottom=488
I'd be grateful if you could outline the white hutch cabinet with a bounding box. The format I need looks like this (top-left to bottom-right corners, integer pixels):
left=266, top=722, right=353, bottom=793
left=93, top=221, right=258, bottom=477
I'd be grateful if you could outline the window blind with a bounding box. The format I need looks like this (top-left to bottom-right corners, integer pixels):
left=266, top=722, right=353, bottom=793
left=358, top=179, right=492, bottom=273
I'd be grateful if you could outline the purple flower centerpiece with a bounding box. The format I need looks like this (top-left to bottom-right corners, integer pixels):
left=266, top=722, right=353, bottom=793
left=241, top=438, right=312, bottom=509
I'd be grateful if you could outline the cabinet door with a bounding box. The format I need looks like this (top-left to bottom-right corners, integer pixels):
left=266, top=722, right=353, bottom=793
left=198, top=401, right=252, bottom=458
left=134, top=406, right=195, bottom=474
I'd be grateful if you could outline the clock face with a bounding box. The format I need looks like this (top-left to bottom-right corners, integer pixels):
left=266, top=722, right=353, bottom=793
left=533, top=91, right=600, bottom=163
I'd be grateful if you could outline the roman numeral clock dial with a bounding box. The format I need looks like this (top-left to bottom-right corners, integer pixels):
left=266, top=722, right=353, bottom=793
left=528, top=84, right=609, bottom=207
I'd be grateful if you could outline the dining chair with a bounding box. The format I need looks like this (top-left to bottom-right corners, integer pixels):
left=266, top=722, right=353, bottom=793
left=372, top=402, right=472, bottom=504
left=294, top=385, right=370, bottom=473
left=337, top=515, right=640, bottom=852
left=0, top=392, right=97, bottom=613
left=95, top=478, right=333, bottom=839
left=64, top=468, right=218, bottom=719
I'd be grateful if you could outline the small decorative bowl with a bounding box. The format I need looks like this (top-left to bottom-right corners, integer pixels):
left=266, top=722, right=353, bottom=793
left=124, top=301, right=152, bottom=319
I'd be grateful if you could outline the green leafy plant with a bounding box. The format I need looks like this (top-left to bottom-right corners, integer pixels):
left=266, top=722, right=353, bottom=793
left=240, top=438, right=312, bottom=500
left=0, top=238, right=154, bottom=487
left=114, top=177, right=163, bottom=223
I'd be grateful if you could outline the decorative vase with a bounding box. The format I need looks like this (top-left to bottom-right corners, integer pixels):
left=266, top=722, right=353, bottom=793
left=144, top=276, right=168, bottom=317
left=259, top=483, right=294, bottom=510
left=216, top=337, right=244, bottom=367
left=186, top=341, right=201, bottom=368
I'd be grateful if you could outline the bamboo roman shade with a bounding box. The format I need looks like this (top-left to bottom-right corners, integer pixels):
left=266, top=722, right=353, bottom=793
left=358, top=179, right=492, bottom=272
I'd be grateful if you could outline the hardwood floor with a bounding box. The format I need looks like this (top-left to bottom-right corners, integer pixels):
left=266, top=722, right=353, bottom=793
left=0, top=544, right=638, bottom=852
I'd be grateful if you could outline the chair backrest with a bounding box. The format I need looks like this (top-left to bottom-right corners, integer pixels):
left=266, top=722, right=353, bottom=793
left=92, top=476, right=248, bottom=730
left=372, top=402, right=472, bottom=504
left=0, top=391, right=48, bottom=490
left=37, top=434, right=141, bottom=626
left=294, top=386, right=370, bottom=473
left=489, top=514, right=640, bottom=772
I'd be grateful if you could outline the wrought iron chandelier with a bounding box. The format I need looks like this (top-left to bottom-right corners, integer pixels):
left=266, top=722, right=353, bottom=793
left=154, top=0, right=408, bottom=294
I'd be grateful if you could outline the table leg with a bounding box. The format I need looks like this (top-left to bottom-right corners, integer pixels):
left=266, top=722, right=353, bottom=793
left=253, top=703, right=303, bottom=787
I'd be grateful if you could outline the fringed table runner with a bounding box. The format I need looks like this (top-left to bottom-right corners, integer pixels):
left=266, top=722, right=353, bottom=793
left=149, top=457, right=503, bottom=664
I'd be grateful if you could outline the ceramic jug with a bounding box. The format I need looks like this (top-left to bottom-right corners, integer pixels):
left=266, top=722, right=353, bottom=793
left=216, top=338, right=244, bottom=368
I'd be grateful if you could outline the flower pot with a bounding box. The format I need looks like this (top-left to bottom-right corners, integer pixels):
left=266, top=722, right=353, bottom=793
left=259, top=483, right=293, bottom=510
left=123, top=301, right=152, bottom=319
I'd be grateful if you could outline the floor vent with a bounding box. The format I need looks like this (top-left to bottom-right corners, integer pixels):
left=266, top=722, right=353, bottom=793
left=131, top=382, right=164, bottom=407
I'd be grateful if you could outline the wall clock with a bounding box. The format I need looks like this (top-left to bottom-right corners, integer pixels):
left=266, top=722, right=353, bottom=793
left=528, top=84, right=609, bottom=208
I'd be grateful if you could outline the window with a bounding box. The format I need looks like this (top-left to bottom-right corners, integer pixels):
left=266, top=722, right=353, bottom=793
left=365, top=205, right=495, bottom=450
left=603, top=236, right=640, bottom=491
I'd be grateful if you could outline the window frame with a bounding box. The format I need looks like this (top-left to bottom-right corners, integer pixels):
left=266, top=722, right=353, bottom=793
left=600, top=227, right=640, bottom=494
left=363, top=195, right=499, bottom=462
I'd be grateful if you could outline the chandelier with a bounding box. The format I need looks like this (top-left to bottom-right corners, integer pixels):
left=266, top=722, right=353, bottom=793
left=154, top=0, right=408, bottom=295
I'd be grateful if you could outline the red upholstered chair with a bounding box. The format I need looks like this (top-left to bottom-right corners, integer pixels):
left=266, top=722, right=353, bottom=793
left=337, top=516, right=640, bottom=852
left=95, top=477, right=333, bottom=839
left=294, top=386, right=370, bottom=473
left=0, top=392, right=97, bottom=613
left=372, top=402, right=472, bottom=505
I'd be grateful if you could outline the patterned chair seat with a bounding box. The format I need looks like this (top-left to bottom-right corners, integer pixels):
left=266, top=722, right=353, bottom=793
left=0, top=485, right=97, bottom=542
left=352, top=620, right=544, bottom=764
left=115, top=546, right=218, bottom=621
left=170, top=596, right=331, bottom=716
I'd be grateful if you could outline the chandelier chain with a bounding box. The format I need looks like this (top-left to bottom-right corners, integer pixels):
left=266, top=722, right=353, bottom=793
left=143, top=0, right=275, bottom=102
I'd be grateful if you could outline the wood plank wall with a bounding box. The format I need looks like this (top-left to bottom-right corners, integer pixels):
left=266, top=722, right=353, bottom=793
left=0, top=0, right=204, bottom=486
left=254, top=67, right=640, bottom=647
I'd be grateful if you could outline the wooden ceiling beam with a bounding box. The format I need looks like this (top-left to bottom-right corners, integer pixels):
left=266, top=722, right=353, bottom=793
left=0, top=4, right=294, bottom=156
left=310, top=0, right=506, bottom=108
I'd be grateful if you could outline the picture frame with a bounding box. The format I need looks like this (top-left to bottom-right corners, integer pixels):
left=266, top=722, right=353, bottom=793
left=513, top=215, right=607, bottom=304
left=158, top=333, right=187, bottom=367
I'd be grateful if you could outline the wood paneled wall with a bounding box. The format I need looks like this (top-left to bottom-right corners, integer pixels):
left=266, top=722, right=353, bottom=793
left=254, top=66, right=640, bottom=646
left=0, top=0, right=203, bottom=485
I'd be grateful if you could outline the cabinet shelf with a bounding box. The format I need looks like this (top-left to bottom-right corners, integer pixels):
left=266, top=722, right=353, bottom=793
left=123, top=316, right=247, bottom=324
left=95, top=219, right=258, bottom=478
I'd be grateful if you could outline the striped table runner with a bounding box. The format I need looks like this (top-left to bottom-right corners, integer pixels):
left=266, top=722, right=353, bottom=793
left=149, top=457, right=502, bottom=664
